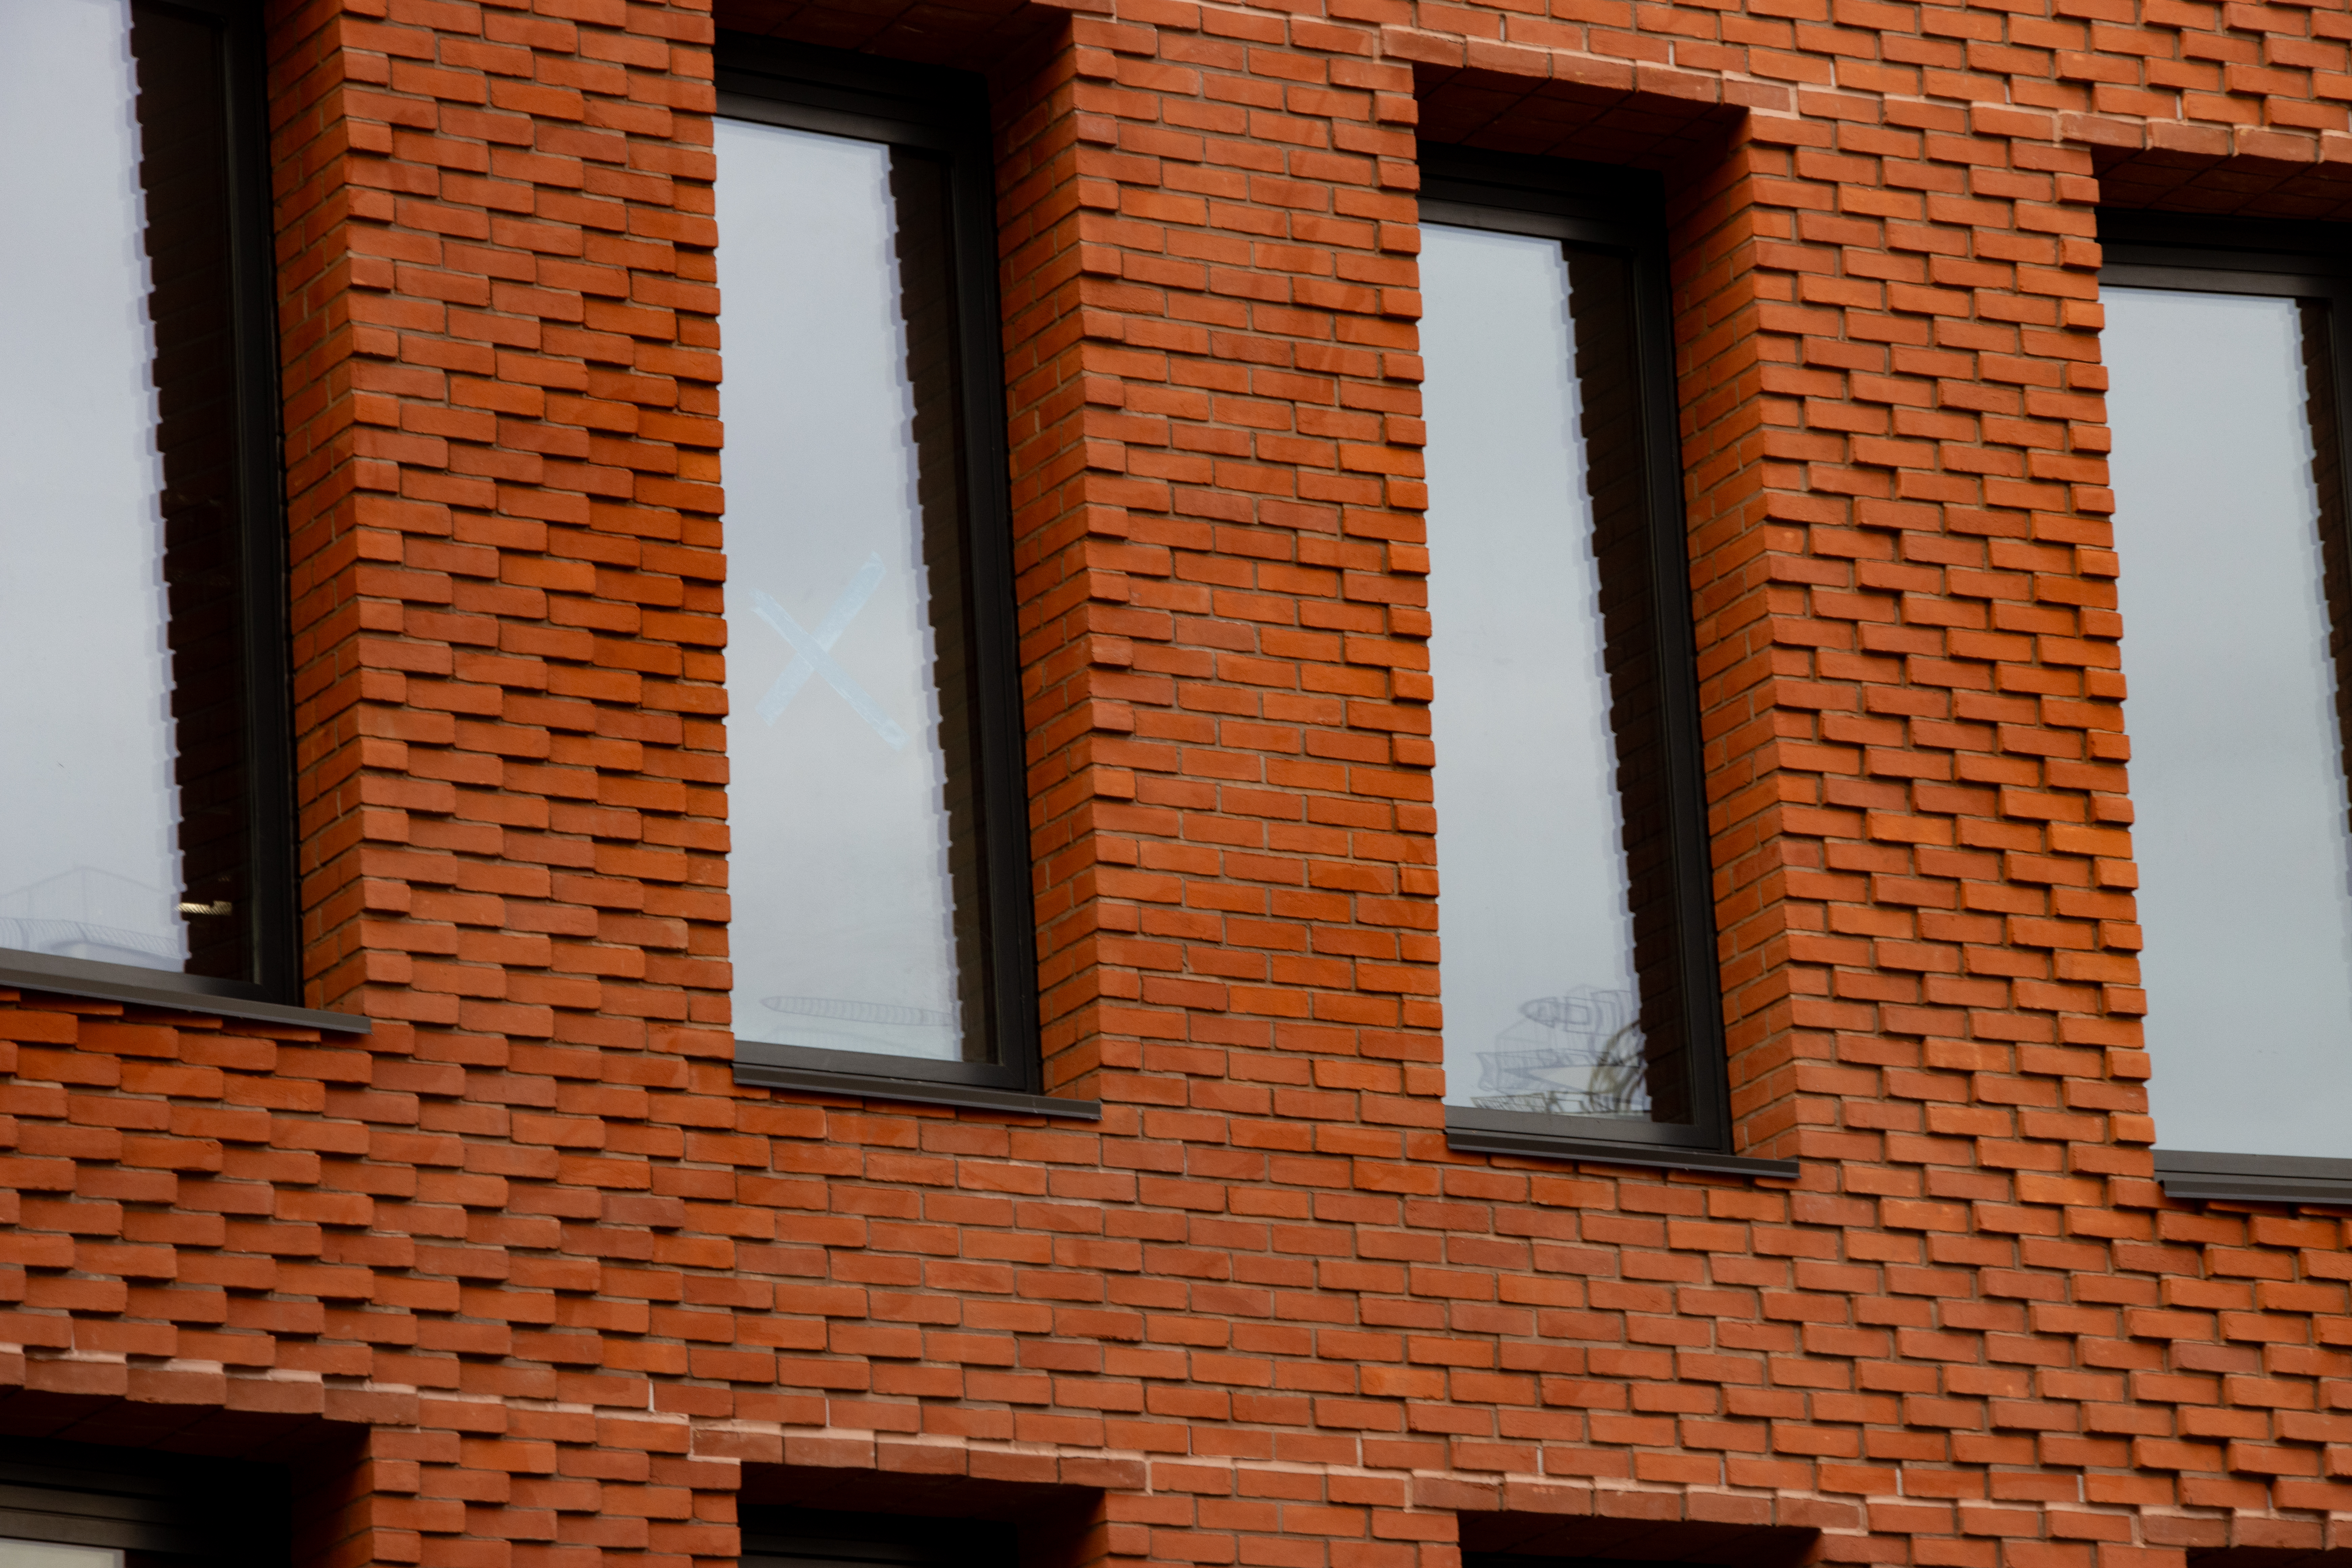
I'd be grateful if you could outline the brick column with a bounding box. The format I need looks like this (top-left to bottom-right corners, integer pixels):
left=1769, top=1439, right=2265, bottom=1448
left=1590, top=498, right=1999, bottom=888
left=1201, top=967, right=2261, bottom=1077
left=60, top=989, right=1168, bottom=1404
left=996, top=11, right=1439, bottom=1136
left=266, top=0, right=730, bottom=1039
left=259, top=4, right=741, bottom=1567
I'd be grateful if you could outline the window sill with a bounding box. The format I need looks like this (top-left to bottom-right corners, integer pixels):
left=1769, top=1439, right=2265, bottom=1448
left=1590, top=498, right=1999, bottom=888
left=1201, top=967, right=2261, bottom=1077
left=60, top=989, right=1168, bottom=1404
left=2154, top=1149, right=2352, bottom=1206
left=1445, top=1108, right=1798, bottom=1178
left=0, top=952, right=370, bottom=1034
left=733, top=1057, right=1102, bottom=1121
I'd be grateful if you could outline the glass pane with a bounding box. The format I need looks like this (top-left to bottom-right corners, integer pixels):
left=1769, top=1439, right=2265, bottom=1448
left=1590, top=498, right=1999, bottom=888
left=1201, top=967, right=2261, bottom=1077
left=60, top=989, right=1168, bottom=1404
left=0, top=0, right=254, bottom=981
left=0, top=1542, right=122, bottom=1568
left=2105, top=287, right=2352, bottom=1158
left=716, top=117, right=994, bottom=1066
left=1421, top=223, right=1694, bottom=1126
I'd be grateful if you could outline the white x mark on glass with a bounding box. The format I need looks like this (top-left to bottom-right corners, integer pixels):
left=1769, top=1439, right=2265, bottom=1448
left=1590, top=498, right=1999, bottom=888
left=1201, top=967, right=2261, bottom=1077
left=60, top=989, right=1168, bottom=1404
left=752, top=554, right=911, bottom=751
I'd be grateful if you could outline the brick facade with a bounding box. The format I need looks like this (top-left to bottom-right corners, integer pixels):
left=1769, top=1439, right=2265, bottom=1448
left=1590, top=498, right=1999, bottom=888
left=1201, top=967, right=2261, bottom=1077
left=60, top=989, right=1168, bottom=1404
left=4, top=2, right=2350, bottom=1568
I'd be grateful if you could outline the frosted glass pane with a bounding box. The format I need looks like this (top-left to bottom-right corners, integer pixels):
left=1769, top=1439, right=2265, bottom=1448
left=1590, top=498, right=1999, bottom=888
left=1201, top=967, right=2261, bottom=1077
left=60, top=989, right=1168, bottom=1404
left=2104, top=287, right=2352, bottom=1158
left=717, top=118, right=982, bottom=1065
left=1422, top=224, right=1654, bottom=1121
left=0, top=0, right=187, bottom=972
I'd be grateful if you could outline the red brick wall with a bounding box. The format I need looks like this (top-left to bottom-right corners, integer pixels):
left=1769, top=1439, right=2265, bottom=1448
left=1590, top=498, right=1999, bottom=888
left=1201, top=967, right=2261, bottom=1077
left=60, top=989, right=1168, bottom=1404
left=3, top=2, right=2350, bottom=1568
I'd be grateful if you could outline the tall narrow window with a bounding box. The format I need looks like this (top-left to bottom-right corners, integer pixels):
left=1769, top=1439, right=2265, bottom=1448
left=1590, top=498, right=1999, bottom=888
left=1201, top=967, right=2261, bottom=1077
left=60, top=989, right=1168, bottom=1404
left=2101, top=217, right=2352, bottom=1201
left=1421, top=152, right=1774, bottom=1173
left=0, top=0, right=310, bottom=1024
left=716, top=41, right=1049, bottom=1110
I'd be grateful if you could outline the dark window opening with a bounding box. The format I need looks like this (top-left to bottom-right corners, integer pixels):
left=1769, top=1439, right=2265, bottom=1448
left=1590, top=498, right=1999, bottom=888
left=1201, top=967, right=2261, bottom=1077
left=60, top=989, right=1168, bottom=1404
left=744, top=1510, right=1017, bottom=1568
left=0, top=1437, right=288, bottom=1568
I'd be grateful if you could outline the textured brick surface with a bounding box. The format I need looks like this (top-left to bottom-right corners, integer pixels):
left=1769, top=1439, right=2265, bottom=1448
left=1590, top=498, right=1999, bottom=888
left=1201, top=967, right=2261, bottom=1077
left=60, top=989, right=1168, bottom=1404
left=3, top=1, right=2350, bottom=1568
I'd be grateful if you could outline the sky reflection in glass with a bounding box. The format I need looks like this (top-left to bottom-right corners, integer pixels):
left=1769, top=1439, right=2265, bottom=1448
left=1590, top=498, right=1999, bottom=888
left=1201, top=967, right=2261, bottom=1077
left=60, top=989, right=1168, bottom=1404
left=715, top=118, right=968, bottom=1064
left=1420, top=223, right=1649, bottom=1121
left=2104, top=286, right=2352, bottom=1158
left=0, top=0, right=188, bottom=972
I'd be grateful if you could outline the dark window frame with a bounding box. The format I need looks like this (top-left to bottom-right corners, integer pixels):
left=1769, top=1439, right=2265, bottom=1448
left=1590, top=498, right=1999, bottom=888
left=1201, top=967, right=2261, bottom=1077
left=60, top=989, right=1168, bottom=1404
left=714, top=38, right=1084, bottom=1121
left=1418, top=147, right=1793, bottom=1180
left=0, top=0, right=349, bottom=1035
left=2100, top=210, right=2352, bottom=1209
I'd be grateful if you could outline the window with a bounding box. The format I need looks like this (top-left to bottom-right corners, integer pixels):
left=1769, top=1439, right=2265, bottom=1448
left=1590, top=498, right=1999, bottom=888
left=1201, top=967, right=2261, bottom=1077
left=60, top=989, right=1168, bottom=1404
left=0, top=0, right=327, bottom=1029
left=0, top=1437, right=284, bottom=1568
left=2099, top=215, right=2352, bottom=1203
left=714, top=40, right=1061, bottom=1115
left=1418, top=150, right=1784, bottom=1176
left=744, top=1511, right=1014, bottom=1568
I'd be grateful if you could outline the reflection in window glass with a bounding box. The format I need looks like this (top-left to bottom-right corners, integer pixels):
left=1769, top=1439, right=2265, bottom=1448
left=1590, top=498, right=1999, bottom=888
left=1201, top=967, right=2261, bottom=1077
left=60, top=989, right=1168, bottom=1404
left=716, top=117, right=994, bottom=1067
left=2104, top=287, right=2352, bottom=1158
left=0, top=0, right=257, bottom=980
left=1421, top=223, right=1693, bottom=1127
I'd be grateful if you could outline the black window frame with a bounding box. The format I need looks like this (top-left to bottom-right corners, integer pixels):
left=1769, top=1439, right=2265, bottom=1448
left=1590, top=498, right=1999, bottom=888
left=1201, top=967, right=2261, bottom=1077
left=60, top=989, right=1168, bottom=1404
left=1416, top=146, right=1793, bottom=1180
left=2098, top=210, right=2352, bottom=1209
left=0, top=0, right=349, bottom=1035
left=713, top=38, right=1083, bottom=1121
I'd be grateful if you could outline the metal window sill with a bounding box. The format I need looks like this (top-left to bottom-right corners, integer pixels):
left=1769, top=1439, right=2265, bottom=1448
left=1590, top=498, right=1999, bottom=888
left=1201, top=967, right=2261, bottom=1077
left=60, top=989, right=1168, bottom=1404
left=1445, top=1109, right=1798, bottom=1178
left=2154, top=1149, right=2352, bottom=1206
left=0, top=954, right=370, bottom=1034
left=733, top=1058, right=1102, bottom=1120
